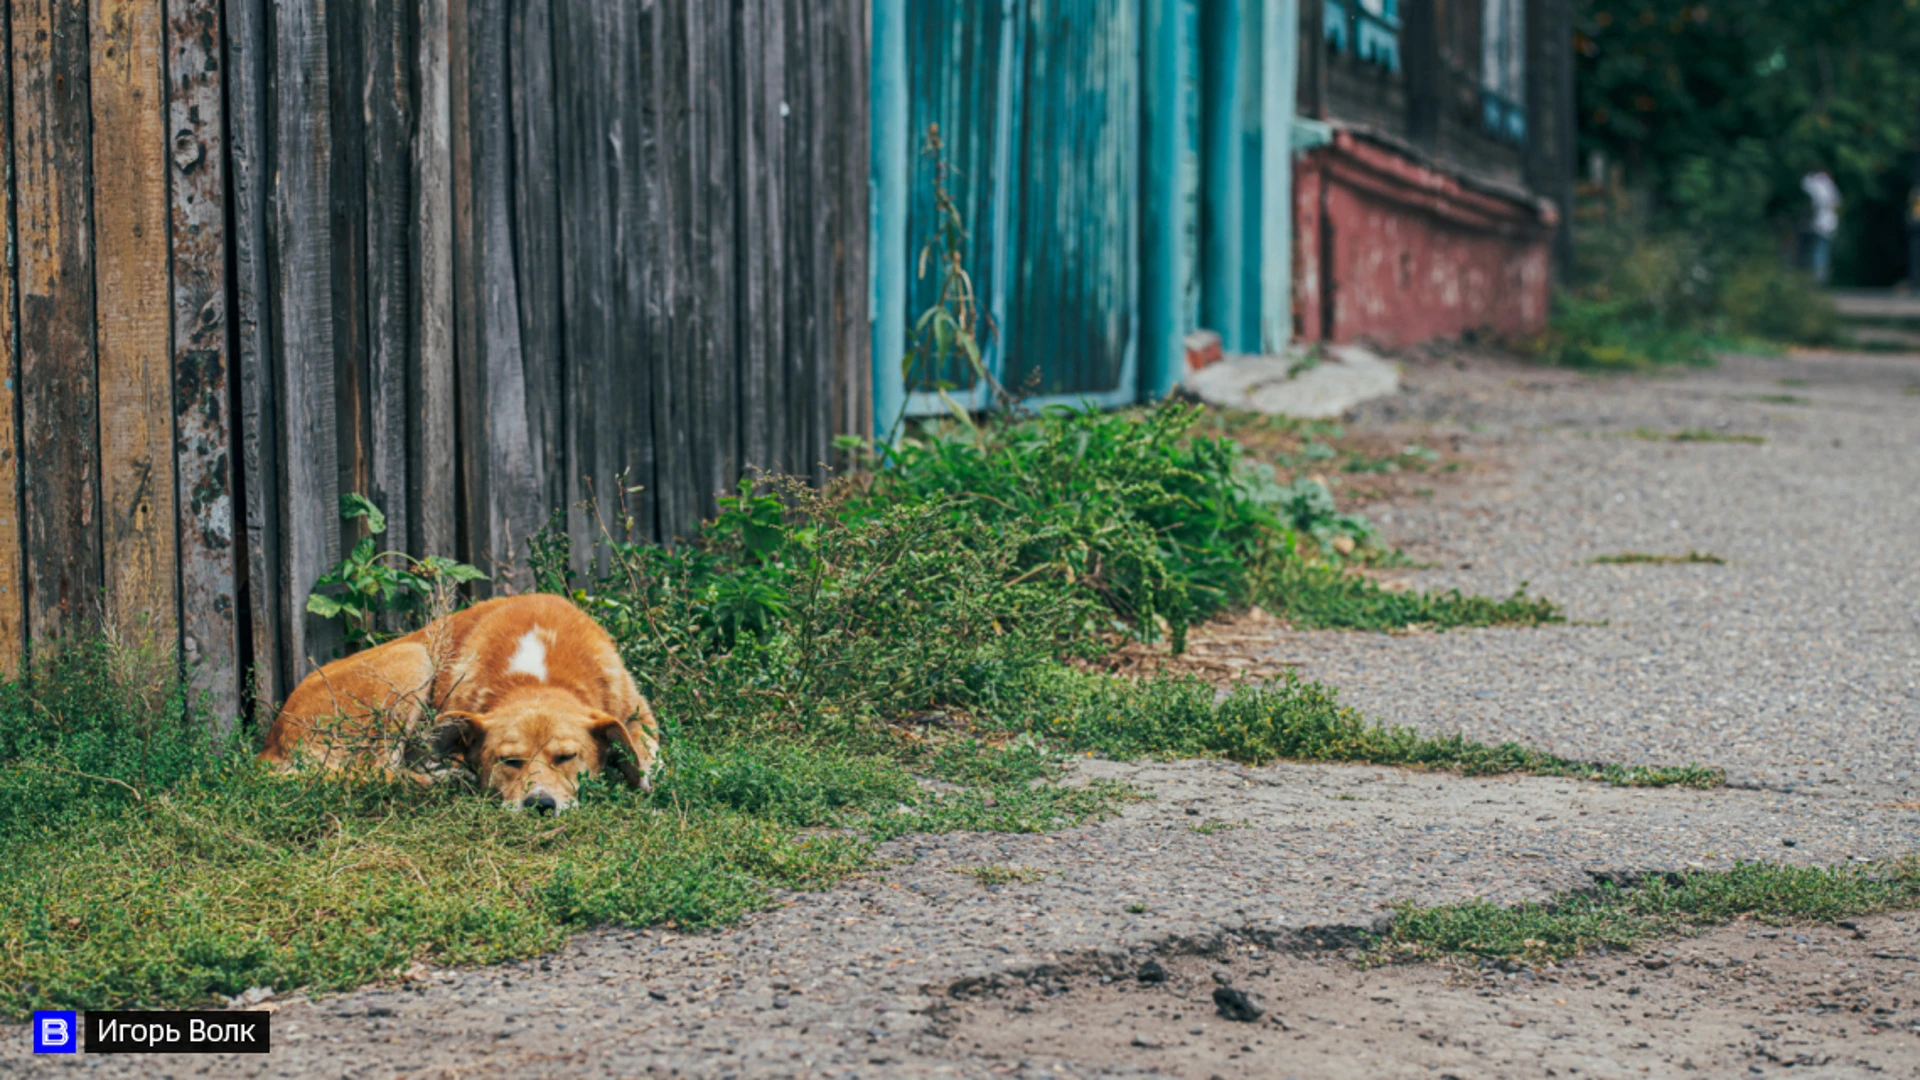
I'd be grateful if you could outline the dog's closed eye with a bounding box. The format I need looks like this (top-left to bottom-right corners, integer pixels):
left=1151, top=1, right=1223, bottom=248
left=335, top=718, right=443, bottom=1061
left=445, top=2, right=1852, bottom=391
left=498, top=758, right=527, bottom=770
left=553, top=753, right=577, bottom=765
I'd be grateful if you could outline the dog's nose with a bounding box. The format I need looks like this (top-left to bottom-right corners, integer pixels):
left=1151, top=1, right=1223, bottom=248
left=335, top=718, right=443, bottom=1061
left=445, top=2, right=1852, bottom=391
left=523, top=792, right=558, bottom=812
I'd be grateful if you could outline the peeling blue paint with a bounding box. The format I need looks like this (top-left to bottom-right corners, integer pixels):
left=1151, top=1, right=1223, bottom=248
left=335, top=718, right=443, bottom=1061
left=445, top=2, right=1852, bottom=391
left=1002, top=0, right=1140, bottom=406
left=875, top=0, right=1299, bottom=416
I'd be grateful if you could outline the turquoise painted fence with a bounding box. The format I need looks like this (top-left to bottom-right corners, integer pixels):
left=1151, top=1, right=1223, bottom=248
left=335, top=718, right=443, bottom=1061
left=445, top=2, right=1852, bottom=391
left=872, top=0, right=1299, bottom=433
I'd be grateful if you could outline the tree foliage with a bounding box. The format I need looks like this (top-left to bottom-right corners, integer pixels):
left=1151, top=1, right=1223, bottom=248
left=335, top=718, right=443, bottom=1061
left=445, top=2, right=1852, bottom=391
left=1575, top=1, right=1920, bottom=236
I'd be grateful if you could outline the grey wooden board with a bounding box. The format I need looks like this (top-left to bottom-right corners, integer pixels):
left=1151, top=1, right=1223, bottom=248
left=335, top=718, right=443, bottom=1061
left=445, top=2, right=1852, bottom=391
left=167, top=0, right=243, bottom=724
left=224, top=0, right=283, bottom=708
left=272, top=0, right=342, bottom=679
left=364, top=0, right=413, bottom=564
left=13, top=0, right=105, bottom=643
left=413, top=0, right=457, bottom=565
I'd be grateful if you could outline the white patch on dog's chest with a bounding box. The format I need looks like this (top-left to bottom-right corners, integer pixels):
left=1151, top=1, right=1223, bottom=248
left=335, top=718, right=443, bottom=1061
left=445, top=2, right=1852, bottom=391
left=507, top=627, right=549, bottom=681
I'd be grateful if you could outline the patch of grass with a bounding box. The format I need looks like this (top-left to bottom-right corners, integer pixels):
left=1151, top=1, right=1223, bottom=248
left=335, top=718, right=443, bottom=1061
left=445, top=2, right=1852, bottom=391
left=956, top=864, right=1051, bottom=887
left=1009, top=667, right=1718, bottom=788
left=1125, top=902, right=1149, bottom=914
left=1260, top=563, right=1562, bottom=632
left=1343, top=445, right=1440, bottom=475
left=1746, top=393, right=1810, bottom=405
left=1590, top=551, right=1726, bottom=566
left=1372, top=859, right=1920, bottom=967
left=1624, top=427, right=1766, bottom=444
left=1187, top=817, right=1248, bottom=835
left=1777, top=378, right=1811, bottom=388
left=1, top=406, right=1601, bottom=1016
left=1906, top=384, right=1920, bottom=397
left=0, top=644, right=1130, bottom=1018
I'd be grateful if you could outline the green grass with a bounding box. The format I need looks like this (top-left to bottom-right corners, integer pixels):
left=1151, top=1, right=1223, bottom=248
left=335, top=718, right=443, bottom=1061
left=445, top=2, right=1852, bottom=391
left=1007, top=667, right=1718, bottom=788
left=1590, top=551, right=1726, bottom=566
left=1625, top=427, right=1766, bottom=445
left=1261, top=563, right=1562, bottom=632
left=1187, top=817, right=1248, bottom=835
left=1342, top=445, right=1440, bottom=475
left=0, top=686, right=1128, bottom=1017
left=1746, top=393, right=1811, bottom=405
left=1372, top=859, right=1920, bottom=967
left=1778, top=378, right=1811, bottom=388
left=0, top=406, right=1653, bottom=1017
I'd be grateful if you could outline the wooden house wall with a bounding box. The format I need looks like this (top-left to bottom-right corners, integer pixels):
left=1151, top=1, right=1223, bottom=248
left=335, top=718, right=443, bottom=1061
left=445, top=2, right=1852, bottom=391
left=0, top=0, right=870, bottom=722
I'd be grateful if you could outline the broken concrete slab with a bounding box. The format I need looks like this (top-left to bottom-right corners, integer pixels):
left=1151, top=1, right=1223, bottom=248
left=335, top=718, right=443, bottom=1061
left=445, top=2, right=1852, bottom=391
left=1184, top=343, right=1401, bottom=419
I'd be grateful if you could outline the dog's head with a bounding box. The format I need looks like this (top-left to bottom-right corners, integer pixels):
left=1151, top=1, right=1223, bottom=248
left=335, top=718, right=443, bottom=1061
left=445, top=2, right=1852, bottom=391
left=429, top=692, right=657, bottom=812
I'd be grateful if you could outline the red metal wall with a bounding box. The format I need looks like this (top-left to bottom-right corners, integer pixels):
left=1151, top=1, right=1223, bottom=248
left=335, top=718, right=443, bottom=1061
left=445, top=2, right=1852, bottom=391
left=1293, top=130, right=1556, bottom=347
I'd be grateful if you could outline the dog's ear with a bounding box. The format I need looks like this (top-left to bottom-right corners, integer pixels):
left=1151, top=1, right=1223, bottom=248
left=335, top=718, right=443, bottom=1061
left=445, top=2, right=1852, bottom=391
left=586, top=711, right=650, bottom=789
left=429, top=710, right=487, bottom=760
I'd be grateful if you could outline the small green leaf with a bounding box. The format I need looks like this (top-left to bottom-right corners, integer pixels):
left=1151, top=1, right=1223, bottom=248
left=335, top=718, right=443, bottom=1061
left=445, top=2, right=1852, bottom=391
left=937, top=389, right=979, bottom=434
left=932, top=312, right=956, bottom=363
left=340, top=493, right=387, bottom=535
left=306, top=593, right=343, bottom=618
left=958, top=332, right=984, bottom=378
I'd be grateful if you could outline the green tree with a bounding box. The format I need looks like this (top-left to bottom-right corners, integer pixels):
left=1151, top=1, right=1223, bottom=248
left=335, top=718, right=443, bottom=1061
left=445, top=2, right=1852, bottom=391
left=1575, top=1, right=1920, bottom=241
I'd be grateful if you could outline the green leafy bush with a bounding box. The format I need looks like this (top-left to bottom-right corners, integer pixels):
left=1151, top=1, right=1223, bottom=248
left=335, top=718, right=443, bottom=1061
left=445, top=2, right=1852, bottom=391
left=1525, top=199, right=1838, bottom=371
left=306, top=494, right=488, bottom=652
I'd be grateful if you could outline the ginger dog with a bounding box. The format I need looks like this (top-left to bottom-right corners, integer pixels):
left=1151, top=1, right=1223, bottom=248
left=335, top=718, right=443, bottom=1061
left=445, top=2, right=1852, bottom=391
left=261, top=593, right=658, bottom=811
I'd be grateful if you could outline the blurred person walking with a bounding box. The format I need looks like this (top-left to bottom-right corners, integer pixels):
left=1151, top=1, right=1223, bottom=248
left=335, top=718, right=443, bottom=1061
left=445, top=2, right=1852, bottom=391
left=1801, top=168, right=1842, bottom=285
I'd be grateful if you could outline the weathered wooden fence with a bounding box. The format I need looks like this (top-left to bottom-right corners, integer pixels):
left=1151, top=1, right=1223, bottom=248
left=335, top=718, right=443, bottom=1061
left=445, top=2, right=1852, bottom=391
left=0, top=0, right=870, bottom=721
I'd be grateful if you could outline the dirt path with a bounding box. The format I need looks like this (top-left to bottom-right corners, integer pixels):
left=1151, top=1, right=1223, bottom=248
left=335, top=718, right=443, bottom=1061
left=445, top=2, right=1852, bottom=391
left=7, top=348, right=1919, bottom=1078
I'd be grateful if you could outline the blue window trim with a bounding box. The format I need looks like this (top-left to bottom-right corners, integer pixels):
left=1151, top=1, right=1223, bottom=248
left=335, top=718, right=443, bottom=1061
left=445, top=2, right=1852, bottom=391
left=1324, top=0, right=1399, bottom=71
left=1480, top=89, right=1527, bottom=146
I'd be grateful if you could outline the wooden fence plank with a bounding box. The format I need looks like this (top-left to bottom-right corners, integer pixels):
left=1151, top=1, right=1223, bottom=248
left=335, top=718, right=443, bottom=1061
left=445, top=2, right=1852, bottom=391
left=800, top=0, right=835, bottom=479
left=92, top=0, right=181, bottom=649
left=223, top=0, right=281, bottom=707
left=273, top=0, right=341, bottom=677
left=0, top=0, right=25, bottom=675
left=13, top=0, right=104, bottom=645
left=326, top=0, right=368, bottom=535
left=787, top=0, right=827, bottom=482
left=448, top=0, right=480, bottom=573
left=552, top=0, right=619, bottom=564
left=679, top=0, right=736, bottom=537
left=829, top=0, right=871, bottom=448
left=412, top=0, right=456, bottom=563
left=621, top=0, right=660, bottom=541
left=363, top=0, right=411, bottom=559
left=737, top=0, right=775, bottom=483
left=459, top=0, right=540, bottom=588
left=164, top=0, right=240, bottom=722
left=509, top=0, right=564, bottom=523
left=681, top=0, right=731, bottom=520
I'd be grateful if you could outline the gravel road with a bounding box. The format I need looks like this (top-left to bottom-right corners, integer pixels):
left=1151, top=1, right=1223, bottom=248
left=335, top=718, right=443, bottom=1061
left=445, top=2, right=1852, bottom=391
left=6, top=347, right=1918, bottom=1078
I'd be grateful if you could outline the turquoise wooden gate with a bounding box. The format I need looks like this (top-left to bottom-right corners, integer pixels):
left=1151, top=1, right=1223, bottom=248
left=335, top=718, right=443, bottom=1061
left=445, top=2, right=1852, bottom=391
left=871, top=0, right=1299, bottom=433
left=874, top=0, right=1169, bottom=424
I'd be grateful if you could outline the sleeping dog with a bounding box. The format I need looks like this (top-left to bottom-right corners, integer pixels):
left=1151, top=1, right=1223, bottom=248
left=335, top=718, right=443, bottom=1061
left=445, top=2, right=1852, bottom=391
left=261, top=593, right=659, bottom=811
